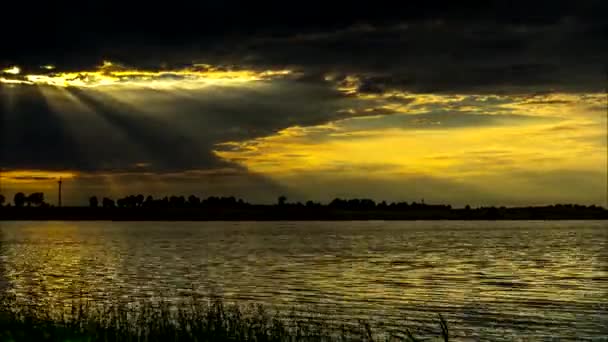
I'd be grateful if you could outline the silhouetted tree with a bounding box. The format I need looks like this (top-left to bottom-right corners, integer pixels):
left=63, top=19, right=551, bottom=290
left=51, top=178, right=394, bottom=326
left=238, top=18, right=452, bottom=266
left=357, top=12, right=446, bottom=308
left=14, top=193, right=26, bottom=207
left=188, top=195, right=201, bottom=207
left=143, top=195, right=154, bottom=208
left=0, top=194, right=5, bottom=207
left=329, top=198, right=346, bottom=209
left=102, top=197, right=115, bottom=208
left=359, top=199, right=376, bottom=210
left=484, top=207, right=501, bottom=220
left=135, top=194, right=145, bottom=207
left=31, top=193, right=44, bottom=206
left=25, top=193, right=45, bottom=207
left=226, top=196, right=237, bottom=206
left=169, top=196, right=186, bottom=208
left=160, top=196, right=169, bottom=207
left=125, top=195, right=137, bottom=208
left=278, top=196, right=287, bottom=206
left=89, top=196, right=99, bottom=208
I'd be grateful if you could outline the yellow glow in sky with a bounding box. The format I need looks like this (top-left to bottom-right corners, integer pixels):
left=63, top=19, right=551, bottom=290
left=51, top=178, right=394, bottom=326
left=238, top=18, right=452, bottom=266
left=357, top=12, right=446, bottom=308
left=2, top=66, right=21, bottom=75
left=215, top=92, right=607, bottom=205
left=0, top=61, right=292, bottom=88
left=0, top=170, right=77, bottom=183
left=1, top=62, right=605, bottom=206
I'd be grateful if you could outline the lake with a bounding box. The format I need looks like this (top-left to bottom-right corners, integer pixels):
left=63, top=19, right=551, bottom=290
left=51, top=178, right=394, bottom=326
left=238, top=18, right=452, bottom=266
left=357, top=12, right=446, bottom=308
left=0, top=221, right=606, bottom=340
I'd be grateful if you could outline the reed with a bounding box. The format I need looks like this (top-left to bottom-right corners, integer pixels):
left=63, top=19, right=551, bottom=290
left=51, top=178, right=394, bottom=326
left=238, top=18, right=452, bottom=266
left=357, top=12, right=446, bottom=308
left=0, top=295, right=449, bottom=341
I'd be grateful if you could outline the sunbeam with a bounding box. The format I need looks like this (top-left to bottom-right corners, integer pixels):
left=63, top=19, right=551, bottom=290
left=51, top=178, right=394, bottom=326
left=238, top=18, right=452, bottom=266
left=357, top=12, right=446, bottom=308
left=37, top=85, right=147, bottom=172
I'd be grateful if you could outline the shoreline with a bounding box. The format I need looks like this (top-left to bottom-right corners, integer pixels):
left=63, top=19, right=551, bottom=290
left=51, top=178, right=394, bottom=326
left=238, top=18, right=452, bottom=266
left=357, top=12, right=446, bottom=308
left=0, top=296, right=450, bottom=341
left=1, top=206, right=606, bottom=221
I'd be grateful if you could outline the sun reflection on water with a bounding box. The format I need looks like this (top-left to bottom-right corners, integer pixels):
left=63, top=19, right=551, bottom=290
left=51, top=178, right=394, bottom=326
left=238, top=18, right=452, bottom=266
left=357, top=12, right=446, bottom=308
left=0, top=221, right=606, bottom=340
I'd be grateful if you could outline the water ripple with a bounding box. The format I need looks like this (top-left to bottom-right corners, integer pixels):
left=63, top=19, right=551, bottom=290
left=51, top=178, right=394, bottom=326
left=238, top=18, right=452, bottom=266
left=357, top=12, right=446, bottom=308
left=0, top=220, right=606, bottom=341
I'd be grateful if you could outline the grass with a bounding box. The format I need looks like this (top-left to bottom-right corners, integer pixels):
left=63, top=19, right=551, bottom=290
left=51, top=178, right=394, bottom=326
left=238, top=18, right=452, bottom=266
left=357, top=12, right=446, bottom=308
left=0, top=295, right=450, bottom=341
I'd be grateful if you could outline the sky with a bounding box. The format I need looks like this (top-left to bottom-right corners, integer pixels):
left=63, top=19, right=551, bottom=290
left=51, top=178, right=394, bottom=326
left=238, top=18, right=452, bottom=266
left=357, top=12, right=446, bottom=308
left=0, top=0, right=606, bottom=206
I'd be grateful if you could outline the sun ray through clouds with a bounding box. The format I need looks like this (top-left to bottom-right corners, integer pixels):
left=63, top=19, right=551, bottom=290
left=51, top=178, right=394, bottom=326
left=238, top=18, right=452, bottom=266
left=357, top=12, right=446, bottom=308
left=36, top=85, right=149, bottom=172
left=0, top=51, right=605, bottom=206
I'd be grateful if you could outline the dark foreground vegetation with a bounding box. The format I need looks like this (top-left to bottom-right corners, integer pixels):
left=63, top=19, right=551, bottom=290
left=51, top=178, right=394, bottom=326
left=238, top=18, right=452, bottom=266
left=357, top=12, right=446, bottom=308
left=0, top=192, right=606, bottom=220
left=0, top=296, right=449, bottom=341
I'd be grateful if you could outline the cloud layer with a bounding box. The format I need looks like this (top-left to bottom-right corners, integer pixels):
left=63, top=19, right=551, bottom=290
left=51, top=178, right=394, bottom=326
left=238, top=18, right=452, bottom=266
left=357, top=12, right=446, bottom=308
left=3, top=1, right=606, bottom=93
left=1, top=1, right=606, bottom=205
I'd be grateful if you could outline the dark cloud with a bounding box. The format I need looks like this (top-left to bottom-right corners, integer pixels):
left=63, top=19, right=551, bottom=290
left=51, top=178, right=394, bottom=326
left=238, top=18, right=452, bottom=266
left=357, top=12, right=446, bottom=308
left=0, top=78, right=358, bottom=173
left=251, top=19, right=605, bottom=93
left=2, top=1, right=605, bottom=93
left=0, top=79, right=318, bottom=203
left=0, top=85, right=81, bottom=170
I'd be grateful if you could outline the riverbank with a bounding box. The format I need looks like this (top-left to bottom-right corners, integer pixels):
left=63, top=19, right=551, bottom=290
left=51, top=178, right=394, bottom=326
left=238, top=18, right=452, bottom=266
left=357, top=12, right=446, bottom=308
left=0, top=205, right=606, bottom=221
left=0, top=296, right=449, bottom=341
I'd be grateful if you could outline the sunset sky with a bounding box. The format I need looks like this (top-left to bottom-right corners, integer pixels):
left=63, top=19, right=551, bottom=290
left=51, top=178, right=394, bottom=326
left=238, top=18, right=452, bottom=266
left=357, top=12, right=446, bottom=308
left=0, top=1, right=606, bottom=206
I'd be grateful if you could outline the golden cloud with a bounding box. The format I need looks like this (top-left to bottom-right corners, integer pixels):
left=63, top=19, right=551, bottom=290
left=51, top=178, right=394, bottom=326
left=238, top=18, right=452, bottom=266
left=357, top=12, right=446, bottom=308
left=215, top=92, right=607, bottom=180
left=0, top=170, right=77, bottom=183
left=0, top=61, right=293, bottom=88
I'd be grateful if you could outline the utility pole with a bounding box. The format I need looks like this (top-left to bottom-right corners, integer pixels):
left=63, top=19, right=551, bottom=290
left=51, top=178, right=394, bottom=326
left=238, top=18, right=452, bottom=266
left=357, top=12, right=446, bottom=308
left=58, top=177, right=62, bottom=207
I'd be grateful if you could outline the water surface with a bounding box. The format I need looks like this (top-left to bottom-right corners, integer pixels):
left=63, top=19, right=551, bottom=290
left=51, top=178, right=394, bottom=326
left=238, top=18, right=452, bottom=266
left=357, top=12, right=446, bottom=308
left=0, top=221, right=606, bottom=340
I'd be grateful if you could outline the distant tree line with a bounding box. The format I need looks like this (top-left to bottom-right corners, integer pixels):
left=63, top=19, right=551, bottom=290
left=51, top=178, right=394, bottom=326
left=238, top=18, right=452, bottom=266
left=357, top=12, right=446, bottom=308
left=83, top=194, right=457, bottom=211
left=0, top=192, right=606, bottom=218
left=89, top=195, right=250, bottom=209
left=0, top=192, right=48, bottom=208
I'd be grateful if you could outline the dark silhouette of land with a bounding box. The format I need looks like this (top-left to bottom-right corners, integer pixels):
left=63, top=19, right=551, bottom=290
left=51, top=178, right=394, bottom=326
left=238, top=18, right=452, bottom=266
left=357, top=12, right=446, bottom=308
left=0, top=192, right=606, bottom=221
